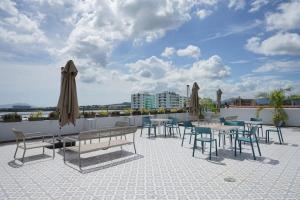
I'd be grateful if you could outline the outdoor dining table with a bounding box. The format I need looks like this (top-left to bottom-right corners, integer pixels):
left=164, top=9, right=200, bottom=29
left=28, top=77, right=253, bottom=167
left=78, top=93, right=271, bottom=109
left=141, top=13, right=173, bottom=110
left=192, top=122, right=239, bottom=148
left=150, top=118, right=172, bottom=137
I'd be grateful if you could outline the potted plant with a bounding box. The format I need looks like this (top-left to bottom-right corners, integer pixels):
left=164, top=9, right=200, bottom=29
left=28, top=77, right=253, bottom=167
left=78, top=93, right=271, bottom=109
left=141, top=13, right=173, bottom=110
left=269, top=90, right=288, bottom=126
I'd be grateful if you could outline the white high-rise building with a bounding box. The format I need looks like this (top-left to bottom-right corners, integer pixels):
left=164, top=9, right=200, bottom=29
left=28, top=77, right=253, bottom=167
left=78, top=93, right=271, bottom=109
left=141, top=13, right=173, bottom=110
left=131, top=93, right=156, bottom=109
left=179, top=96, right=188, bottom=108
left=156, top=92, right=180, bottom=108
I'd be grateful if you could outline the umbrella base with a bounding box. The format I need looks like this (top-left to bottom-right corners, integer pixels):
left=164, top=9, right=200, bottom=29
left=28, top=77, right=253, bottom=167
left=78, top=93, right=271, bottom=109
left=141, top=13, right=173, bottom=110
left=47, top=139, right=75, bottom=149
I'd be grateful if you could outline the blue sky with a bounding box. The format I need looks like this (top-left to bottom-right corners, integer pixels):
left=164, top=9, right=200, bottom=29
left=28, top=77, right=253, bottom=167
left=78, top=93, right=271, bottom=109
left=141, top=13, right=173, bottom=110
left=0, top=0, right=300, bottom=106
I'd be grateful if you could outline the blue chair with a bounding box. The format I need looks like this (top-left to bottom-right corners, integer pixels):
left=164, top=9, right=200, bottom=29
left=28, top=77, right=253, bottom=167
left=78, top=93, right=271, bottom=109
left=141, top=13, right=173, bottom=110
left=234, top=126, right=261, bottom=160
left=219, top=117, right=226, bottom=124
left=265, top=121, right=284, bottom=144
left=192, top=127, right=217, bottom=160
left=140, top=116, right=156, bottom=137
left=250, top=118, right=263, bottom=137
left=165, top=117, right=181, bottom=137
left=181, top=121, right=195, bottom=146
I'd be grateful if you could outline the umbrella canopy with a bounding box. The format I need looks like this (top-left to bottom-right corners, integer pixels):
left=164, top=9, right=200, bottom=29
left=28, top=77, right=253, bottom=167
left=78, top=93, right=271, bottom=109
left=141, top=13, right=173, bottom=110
left=189, top=82, right=200, bottom=121
left=57, top=60, right=79, bottom=127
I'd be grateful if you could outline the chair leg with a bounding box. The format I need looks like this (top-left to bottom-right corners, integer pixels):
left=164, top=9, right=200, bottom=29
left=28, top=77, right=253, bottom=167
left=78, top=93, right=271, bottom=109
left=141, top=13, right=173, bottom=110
left=189, top=134, right=192, bottom=144
left=215, top=140, right=218, bottom=156
left=178, top=126, right=181, bottom=137
left=22, top=149, right=26, bottom=163
left=53, top=144, right=55, bottom=159
left=280, top=129, right=284, bottom=143
left=14, top=144, right=19, bottom=159
left=277, top=131, right=282, bottom=144
left=218, top=133, right=221, bottom=147
left=133, top=142, right=137, bottom=154
left=265, top=130, right=268, bottom=143
left=148, top=127, right=150, bottom=138
left=239, top=141, right=242, bottom=154
left=140, top=127, right=143, bottom=137
left=181, top=130, right=185, bottom=146
left=43, top=147, right=45, bottom=155
left=209, top=142, right=212, bottom=160
left=250, top=138, right=256, bottom=160
left=234, top=139, right=237, bottom=156
left=78, top=152, right=82, bottom=170
left=154, top=127, right=156, bottom=137
left=192, top=138, right=196, bottom=157
left=201, top=141, right=204, bottom=154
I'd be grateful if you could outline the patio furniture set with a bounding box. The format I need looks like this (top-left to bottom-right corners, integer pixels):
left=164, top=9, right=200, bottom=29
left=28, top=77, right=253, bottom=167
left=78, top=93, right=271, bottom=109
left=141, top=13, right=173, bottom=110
left=140, top=116, right=284, bottom=160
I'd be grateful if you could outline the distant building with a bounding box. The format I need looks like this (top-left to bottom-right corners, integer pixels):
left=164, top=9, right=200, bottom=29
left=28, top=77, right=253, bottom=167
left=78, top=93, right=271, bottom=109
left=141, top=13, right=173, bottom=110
left=156, top=91, right=180, bottom=109
left=179, top=96, right=188, bottom=108
left=131, top=93, right=156, bottom=109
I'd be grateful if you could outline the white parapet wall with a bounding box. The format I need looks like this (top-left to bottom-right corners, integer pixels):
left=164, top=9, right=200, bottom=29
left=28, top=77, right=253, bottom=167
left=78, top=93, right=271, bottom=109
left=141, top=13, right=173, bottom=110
left=220, top=107, right=300, bottom=127
left=0, top=113, right=188, bottom=142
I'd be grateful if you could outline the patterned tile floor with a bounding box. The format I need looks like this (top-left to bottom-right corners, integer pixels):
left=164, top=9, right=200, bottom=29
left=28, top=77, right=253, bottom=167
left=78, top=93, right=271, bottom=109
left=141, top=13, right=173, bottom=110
left=0, top=126, right=300, bottom=199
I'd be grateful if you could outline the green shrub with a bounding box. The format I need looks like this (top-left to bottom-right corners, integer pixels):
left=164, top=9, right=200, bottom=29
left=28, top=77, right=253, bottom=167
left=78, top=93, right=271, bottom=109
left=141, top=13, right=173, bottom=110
left=48, top=111, right=59, bottom=120
left=83, top=111, right=96, bottom=118
left=98, top=111, right=108, bottom=117
left=28, top=111, right=44, bottom=121
left=132, top=110, right=141, bottom=115
left=110, top=111, right=120, bottom=116
left=2, top=113, right=22, bottom=122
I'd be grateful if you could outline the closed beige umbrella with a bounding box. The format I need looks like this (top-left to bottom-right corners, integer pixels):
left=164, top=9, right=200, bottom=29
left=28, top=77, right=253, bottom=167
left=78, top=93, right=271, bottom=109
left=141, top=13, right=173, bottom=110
left=57, top=60, right=79, bottom=128
left=189, top=82, right=200, bottom=121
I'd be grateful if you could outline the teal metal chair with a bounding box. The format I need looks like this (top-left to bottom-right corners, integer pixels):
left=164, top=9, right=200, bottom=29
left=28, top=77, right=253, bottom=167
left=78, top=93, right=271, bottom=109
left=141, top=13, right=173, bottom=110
left=265, top=121, right=284, bottom=144
left=181, top=121, right=195, bottom=146
left=165, top=117, right=181, bottom=137
left=192, top=127, right=217, bottom=160
left=234, top=126, right=261, bottom=160
left=140, top=116, right=156, bottom=137
left=250, top=118, right=263, bottom=137
left=219, top=117, right=226, bottom=124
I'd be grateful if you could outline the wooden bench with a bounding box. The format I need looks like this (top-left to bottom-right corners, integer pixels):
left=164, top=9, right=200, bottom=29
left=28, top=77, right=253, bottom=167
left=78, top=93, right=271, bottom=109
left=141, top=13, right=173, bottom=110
left=62, top=126, right=137, bottom=170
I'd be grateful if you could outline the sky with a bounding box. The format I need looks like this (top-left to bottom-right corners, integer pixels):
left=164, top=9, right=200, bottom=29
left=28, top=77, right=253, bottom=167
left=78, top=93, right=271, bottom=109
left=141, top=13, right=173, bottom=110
left=0, top=0, right=300, bottom=107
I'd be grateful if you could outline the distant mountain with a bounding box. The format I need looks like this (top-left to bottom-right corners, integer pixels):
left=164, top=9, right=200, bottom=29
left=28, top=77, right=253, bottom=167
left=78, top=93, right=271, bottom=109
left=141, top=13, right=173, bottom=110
left=0, top=103, right=32, bottom=109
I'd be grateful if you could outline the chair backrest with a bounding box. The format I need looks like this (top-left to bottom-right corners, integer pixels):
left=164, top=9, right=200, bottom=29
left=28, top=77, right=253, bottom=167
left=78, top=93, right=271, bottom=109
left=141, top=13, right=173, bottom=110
left=194, top=127, right=212, bottom=135
left=12, top=128, right=25, bottom=141
left=142, top=116, right=151, bottom=124
left=250, top=118, right=262, bottom=122
left=224, top=121, right=244, bottom=127
left=184, top=121, right=193, bottom=128
left=250, top=126, right=258, bottom=135
left=276, top=121, right=284, bottom=128
left=219, top=117, right=226, bottom=124
left=168, top=116, right=178, bottom=124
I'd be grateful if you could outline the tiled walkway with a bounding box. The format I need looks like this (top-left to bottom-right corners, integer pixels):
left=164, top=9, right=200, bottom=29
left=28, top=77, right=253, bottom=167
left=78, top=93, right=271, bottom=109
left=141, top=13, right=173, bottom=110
left=0, top=126, right=300, bottom=199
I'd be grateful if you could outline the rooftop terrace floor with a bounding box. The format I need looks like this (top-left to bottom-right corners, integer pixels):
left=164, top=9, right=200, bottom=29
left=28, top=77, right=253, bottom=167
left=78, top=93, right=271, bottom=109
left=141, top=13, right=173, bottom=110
left=0, top=126, right=300, bottom=199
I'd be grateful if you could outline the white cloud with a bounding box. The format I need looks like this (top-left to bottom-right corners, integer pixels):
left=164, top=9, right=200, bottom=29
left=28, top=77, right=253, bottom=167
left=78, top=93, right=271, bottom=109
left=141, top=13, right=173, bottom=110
left=253, top=60, right=300, bottom=73
left=161, top=47, right=175, bottom=58
left=266, top=1, right=300, bottom=31
left=0, top=0, right=18, bottom=15
left=58, top=0, right=197, bottom=69
left=196, top=9, right=212, bottom=20
left=198, top=0, right=218, bottom=6
left=228, top=0, right=246, bottom=10
left=249, top=0, right=269, bottom=13
left=245, top=32, right=300, bottom=56
left=177, top=45, right=201, bottom=58
left=125, top=55, right=230, bottom=95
